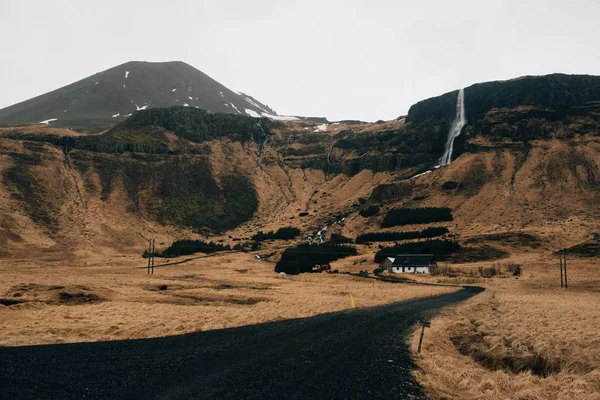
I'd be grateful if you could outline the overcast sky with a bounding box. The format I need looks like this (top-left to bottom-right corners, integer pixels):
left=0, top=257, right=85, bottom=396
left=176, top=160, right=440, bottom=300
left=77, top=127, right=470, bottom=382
left=1, top=0, right=599, bottom=121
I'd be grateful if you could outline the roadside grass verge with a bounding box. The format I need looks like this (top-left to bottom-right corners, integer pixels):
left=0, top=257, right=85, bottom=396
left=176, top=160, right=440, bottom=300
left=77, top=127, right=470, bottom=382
left=410, top=261, right=600, bottom=400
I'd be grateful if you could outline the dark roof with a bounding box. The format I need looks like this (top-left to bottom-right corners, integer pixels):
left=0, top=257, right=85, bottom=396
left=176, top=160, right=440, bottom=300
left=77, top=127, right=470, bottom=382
left=391, top=254, right=436, bottom=267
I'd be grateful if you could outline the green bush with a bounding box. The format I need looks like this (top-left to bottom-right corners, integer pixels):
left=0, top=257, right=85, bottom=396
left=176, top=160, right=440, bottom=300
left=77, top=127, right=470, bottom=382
left=252, top=227, right=300, bottom=242
left=356, top=227, right=449, bottom=243
left=374, top=239, right=460, bottom=263
left=381, top=207, right=453, bottom=228
left=327, top=233, right=354, bottom=245
left=159, top=240, right=231, bottom=257
left=359, top=205, right=380, bottom=217
left=275, top=244, right=357, bottom=274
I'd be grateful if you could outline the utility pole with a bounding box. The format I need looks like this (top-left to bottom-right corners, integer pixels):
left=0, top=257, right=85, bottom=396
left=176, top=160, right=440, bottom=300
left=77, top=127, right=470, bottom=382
left=147, top=239, right=152, bottom=274
left=151, top=238, right=155, bottom=275
left=147, top=239, right=155, bottom=274
left=563, top=249, right=568, bottom=289
left=560, top=250, right=564, bottom=288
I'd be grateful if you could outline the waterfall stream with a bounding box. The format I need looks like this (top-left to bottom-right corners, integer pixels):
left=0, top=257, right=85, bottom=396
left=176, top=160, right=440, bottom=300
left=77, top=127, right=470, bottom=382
left=438, top=88, right=466, bottom=166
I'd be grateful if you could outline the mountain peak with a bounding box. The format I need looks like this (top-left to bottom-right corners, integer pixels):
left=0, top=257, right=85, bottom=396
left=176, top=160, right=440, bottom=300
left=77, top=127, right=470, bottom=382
left=0, top=61, right=277, bottom=132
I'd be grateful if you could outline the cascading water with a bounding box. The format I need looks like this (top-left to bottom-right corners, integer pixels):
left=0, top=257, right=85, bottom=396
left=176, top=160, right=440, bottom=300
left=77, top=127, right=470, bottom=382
left=438, top=88, right=466, bottom=166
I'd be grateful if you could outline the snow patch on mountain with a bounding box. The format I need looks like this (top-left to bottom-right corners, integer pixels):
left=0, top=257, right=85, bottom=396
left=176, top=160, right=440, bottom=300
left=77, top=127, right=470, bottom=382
left=125, top=71, right=129, bottom=79
left=230, top=103, right=241, bottom=113
left=136, top=104, right=149, bottom=111
left=112, top=113, right=120, bottom=118
left=411, top=165, right=441, bottom=180
left=314, top=124, right=328, bottom=132
left=245, top=109, right=261, bottom=118
left=261, top=113, right=299, bottom=121
left=39, top=118, right=58, bottom=124
left=171, top=89, right=177, bottom=92
left=243, top=96, right=270, bottom=114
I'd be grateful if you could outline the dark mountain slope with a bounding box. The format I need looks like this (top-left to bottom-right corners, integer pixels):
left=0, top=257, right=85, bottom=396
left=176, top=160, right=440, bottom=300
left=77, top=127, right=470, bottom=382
left=0, top=61, right=277, bottom=132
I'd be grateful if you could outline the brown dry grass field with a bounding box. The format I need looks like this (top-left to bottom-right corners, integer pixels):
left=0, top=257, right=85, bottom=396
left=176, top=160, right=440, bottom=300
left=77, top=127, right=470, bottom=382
left=0, top=252, right=456, bottom=347
left=409, top=254, right=600, bottom=400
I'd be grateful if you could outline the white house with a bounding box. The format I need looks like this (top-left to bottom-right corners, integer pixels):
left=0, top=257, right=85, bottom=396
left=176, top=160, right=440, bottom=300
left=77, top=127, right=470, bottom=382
left=380, top=254, right=437, bottom=274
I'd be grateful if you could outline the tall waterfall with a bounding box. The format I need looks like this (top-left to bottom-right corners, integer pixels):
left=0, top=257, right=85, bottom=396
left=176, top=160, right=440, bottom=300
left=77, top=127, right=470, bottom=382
left=438, top=88, right=466, bottom=166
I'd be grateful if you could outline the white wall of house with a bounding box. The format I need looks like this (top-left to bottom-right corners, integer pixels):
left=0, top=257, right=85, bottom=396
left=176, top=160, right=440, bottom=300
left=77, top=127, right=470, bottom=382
left=390, top=266, right=430, bottom=274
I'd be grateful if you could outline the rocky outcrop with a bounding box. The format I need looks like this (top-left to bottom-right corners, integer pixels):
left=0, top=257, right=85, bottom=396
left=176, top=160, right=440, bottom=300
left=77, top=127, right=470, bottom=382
left=464, top=74, right=600, bottom=121
left=109, top=106, right=279, bottom=145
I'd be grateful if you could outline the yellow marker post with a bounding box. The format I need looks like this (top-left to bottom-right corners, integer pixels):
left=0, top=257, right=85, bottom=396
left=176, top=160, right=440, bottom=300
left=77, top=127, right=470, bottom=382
left=350, top=295, right=355, bottom=309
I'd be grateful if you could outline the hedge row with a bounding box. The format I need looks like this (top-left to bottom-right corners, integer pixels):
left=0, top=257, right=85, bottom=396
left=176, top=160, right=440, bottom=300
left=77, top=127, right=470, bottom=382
left=158, top=240, right=231, bottom=257
left=327, top=233, right=354, bottom=245
left=359, top=205, right=380, bottom=217
left=381, top=207, right=453, bottom=228
left=275, top=244, right=357, bottom=275
left=374, top=239, right=460, bottom=263
left=356, top=227, right=449, bottom=244
left=252, top=227, right=300, bottom=242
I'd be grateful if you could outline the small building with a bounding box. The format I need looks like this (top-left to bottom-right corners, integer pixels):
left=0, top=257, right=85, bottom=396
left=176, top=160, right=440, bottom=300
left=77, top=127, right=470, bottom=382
left=380, top=254, right=436, bottom=274
left=379, top=257, right=395, bottom=270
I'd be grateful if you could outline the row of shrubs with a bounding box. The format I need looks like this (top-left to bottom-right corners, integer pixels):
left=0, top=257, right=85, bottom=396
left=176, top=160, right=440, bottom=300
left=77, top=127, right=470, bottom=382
left=356, top=227, right=449, bottom=244
left=275, top=244, right=357, bottom=275
left=374, top=239, right=461, bottom=263
left=251, top=227, right=300, bottom=242
left=359, top=205, right=380, bottom=217
left=158, top=240, right=231, bottom=258
left=381, top=207, right=453, bottom=228
left=327, top=233, right=354, bottom=245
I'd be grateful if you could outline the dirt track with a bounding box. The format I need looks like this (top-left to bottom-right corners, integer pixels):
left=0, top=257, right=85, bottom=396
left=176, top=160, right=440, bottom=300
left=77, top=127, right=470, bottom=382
left=0, top=286, right=483, bottom=399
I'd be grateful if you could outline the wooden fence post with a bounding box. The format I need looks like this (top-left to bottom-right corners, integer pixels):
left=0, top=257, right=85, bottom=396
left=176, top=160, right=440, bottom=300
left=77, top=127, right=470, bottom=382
left=417, top=320, right=431, bottom=354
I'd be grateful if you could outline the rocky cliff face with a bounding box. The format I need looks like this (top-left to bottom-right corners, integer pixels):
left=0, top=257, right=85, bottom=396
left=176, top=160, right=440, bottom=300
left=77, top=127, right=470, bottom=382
left=408, top=74, right=600, bottom=125
left=404, top=74, right=600, bottom=164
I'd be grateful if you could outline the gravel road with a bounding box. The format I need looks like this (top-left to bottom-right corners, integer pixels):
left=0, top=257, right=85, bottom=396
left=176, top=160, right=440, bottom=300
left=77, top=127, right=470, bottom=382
left=0, top=286, right=483, bottom=399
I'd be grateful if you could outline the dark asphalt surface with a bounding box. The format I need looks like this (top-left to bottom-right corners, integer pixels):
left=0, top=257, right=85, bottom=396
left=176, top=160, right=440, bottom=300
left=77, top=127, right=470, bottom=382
left=0, top=286, right=483, bottom=400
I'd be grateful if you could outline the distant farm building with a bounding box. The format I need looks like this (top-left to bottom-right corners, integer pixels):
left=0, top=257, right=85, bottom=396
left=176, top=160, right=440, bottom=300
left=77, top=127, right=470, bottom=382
left=380, top=254, right=436, bottom=274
